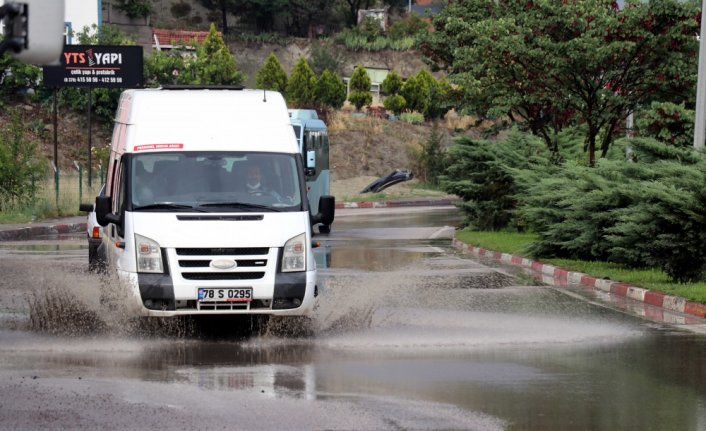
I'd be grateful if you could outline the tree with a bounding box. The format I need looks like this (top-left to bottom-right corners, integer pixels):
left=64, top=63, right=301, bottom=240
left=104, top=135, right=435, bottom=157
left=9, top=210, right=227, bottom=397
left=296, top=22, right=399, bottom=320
left=315, top=69, right=347, bottom=110
left=231, top=0, right=289, bottom=33
left=288, top=56, right=317, bottom=107
left=347, top=64, right=372, bottom=111
left=340, top=0, right=375, bottom=27
left=381, top=70, right=403, bottom=95
left=383, top=94, right=406, bottom=115
left=419, top=0, right=700, bottom=165
left=256, top=53, right=288, bottom=94
left=191, top=23, right=244, bottom=85
left=196, top=0, right=236, bottom=35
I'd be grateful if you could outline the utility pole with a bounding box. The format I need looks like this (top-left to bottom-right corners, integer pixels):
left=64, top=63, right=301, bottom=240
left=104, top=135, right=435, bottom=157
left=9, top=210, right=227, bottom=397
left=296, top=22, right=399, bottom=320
left=694, top=0, right=706, bottom=148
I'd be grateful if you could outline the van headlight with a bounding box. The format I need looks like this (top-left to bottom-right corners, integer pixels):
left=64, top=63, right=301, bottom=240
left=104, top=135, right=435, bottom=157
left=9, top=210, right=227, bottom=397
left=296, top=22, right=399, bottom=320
left=282, top=233, right=306, bottom=272
left=135, top=233, right=164, bottom=273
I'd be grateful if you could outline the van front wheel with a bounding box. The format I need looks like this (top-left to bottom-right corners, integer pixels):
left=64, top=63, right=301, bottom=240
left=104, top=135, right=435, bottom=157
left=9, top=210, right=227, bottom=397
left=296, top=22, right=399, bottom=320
left=318, top=224, right=331, bottom=234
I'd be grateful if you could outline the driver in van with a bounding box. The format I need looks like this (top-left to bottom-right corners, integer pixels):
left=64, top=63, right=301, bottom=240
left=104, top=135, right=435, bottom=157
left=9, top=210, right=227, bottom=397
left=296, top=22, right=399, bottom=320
left=246, top=165, right=278, bottom=197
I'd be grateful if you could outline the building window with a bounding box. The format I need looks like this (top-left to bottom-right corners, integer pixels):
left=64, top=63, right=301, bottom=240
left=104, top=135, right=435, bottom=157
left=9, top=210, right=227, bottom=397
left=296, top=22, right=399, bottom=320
left=64, top=22, right=73, bottom=45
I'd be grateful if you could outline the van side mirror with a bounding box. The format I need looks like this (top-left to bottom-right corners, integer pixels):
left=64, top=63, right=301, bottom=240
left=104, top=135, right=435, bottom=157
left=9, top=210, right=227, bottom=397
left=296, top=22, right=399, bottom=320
left=95, top=196, right=119, bottom=227
left=311, top=195, right=335, bottom=227
left=306, top=150, right=316, bottom=176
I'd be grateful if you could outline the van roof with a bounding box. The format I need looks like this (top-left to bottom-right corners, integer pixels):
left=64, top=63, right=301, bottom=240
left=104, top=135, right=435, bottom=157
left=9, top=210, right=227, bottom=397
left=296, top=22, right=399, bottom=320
left=115, top=88, right=298, bottom=154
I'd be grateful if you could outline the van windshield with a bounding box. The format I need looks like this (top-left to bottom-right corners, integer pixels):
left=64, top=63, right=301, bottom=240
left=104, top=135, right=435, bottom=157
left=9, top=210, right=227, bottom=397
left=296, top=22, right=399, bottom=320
left=130, top=151, right=303, bottom=212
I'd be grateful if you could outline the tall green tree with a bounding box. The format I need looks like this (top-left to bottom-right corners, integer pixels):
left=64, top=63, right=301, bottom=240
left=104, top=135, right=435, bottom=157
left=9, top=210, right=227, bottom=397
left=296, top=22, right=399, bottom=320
left=288, top=56, right=317, bottom=107
left=347, top=64, right=372, bottom=111
left=315, top=69, right=347, bottom=109
left=419, top=0, right=700, bottom=165
left=196, top=0, right=236, bottom=35
left=256, top=53, right=288, bottom=94
left=191, top=23, right=244, bottom=85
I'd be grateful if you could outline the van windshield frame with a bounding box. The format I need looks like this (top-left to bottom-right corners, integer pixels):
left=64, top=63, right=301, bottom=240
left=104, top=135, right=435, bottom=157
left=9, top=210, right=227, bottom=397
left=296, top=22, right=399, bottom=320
left=127, top=151, right=306, bottom=213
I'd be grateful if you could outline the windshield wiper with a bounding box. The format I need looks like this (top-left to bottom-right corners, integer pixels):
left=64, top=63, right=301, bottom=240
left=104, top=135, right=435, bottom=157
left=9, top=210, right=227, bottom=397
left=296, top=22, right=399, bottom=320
left=198, top=202, right=282, bottom=212
left=133, top=203, right=203, bottom=211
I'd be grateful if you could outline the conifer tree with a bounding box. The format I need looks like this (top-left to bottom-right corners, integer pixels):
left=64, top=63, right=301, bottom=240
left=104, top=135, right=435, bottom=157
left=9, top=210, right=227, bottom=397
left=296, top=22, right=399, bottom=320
left=256, top=53, right=288, bottom=94
left=347, top=64, right=372, bottom=111
left=315, top=69, right=346, bottom=110
left=191, top=23, right=244, bottom=85
left=287, top=56, right=317, bottom=107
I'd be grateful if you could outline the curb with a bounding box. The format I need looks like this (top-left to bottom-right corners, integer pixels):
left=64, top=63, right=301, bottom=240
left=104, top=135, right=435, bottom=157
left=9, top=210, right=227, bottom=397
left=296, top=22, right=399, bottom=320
left=0, top=222, right=87, bottom=241
left=452, top=238, right=706, bottom=321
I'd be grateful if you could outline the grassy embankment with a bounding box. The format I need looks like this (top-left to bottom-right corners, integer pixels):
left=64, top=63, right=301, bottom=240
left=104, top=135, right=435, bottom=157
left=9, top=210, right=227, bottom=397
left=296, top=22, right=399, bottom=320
left=0, top=175, right=99, bottom=224
left=456, top=229, right=706, bottom=304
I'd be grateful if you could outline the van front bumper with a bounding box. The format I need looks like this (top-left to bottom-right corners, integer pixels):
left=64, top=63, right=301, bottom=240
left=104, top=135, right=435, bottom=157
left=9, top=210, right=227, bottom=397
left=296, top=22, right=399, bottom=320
left=118, top=269, right=317, bottom=317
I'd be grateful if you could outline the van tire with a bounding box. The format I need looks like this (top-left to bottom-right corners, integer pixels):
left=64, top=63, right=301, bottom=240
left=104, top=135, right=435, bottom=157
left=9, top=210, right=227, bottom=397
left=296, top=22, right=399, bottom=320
left=318, top=224, right=331, bottom=234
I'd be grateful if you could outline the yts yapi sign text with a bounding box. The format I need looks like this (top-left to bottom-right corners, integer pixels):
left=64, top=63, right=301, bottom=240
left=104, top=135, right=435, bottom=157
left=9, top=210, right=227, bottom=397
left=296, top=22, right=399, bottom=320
left=43, top=45, right=143, bottom=88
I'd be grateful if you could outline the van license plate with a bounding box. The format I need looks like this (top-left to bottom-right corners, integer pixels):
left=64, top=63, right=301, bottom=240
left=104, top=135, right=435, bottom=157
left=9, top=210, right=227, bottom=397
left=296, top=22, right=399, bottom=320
left=198, top=288, right=252, bottom=302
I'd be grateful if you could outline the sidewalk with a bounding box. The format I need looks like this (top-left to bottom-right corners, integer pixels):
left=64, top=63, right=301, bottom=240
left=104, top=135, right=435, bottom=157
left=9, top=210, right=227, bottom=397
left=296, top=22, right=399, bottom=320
left=452, top=239, right=706, bottom=323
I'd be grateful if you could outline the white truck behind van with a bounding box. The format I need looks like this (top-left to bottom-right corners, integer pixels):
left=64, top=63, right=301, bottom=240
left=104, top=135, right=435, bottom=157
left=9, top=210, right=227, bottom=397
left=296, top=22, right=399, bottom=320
left=94, top=87, right=334, bottom=317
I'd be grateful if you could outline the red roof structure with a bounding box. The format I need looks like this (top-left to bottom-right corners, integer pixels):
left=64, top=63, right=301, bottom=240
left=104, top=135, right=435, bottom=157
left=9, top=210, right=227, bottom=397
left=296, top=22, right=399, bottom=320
left=152, top=29, right=221, bottom=47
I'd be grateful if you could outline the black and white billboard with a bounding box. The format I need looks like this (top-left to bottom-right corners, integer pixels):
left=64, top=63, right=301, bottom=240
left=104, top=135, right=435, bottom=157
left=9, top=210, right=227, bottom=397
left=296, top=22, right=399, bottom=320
left=43, top=45, right=143, bottom=88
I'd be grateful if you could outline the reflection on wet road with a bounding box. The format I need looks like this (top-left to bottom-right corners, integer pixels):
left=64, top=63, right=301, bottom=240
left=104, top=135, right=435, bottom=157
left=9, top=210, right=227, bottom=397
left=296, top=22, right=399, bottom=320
left=0, top=206, right=705, bottom=430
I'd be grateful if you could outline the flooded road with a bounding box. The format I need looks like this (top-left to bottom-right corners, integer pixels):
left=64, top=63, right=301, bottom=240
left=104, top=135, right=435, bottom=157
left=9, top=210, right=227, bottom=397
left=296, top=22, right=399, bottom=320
left=1, top=206, right=705, bottom=430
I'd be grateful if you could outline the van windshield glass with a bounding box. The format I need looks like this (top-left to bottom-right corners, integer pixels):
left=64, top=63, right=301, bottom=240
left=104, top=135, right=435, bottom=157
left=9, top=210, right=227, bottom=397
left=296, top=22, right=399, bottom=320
left=130, top=152, right=303, bottom=212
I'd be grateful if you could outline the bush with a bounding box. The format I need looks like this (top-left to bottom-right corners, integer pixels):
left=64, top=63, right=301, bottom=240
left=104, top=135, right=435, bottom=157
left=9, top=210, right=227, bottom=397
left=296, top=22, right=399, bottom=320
left=0, top=109, right=44, bottom=211
left=520, top=137, right=706, bottom=282
left=443, top=131, right=550, bottom=230
left=397, top=111, right=422, bottom=124
left=383, top=94, right=406, bottom=115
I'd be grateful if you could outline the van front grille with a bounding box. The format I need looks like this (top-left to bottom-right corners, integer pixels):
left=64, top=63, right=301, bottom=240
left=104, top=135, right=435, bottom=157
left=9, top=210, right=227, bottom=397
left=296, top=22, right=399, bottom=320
left=178, top=259, right=267, bottom=268
left=176, top=247, right=269, bottom=256
left=181, top=272, right=265, bottom=280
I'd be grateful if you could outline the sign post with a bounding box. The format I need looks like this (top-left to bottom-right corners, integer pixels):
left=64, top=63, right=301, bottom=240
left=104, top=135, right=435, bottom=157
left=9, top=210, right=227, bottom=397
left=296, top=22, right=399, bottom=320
left=43, top=45, right=143, bottom=190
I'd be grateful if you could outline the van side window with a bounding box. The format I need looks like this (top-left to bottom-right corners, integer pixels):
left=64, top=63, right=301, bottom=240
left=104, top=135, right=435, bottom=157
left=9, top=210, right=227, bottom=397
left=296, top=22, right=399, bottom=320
left=114, top=156, right=127, bottom=215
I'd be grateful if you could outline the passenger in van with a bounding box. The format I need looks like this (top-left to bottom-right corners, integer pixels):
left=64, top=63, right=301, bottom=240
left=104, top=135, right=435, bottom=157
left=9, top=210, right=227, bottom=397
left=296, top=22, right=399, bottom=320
left=133, top=161, right=155, bottom=206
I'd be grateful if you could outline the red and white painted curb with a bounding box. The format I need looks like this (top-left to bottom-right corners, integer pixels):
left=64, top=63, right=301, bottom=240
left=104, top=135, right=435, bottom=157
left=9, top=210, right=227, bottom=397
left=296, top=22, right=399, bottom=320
left=452, top=238, right=706, bottom=321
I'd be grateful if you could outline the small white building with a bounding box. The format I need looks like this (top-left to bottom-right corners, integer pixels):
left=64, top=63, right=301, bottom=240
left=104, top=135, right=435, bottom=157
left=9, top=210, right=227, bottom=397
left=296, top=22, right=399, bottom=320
left=64, top=0, right=102, bottom=44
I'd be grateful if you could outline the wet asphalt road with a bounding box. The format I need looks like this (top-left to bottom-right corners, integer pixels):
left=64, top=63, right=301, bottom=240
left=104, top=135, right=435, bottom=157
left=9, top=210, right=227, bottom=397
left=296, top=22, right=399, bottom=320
left=0, top=206, right=705, bottom=430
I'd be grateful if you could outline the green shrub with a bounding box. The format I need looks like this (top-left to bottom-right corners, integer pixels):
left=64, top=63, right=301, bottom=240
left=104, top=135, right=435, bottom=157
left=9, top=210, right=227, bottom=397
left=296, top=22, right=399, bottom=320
left=383, top=94, right=406, bottom=115
left=520, top=137, right=706, bottom=282
left=400, top=111, right=424, bottom=124
left=0, top=109, right=44, bottom=211
left=443, top=131, right=550, bottom=230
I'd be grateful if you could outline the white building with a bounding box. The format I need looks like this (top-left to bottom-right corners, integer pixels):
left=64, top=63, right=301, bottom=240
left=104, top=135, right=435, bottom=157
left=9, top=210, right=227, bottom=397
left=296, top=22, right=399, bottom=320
left=64, top=0, right=102, bottom=44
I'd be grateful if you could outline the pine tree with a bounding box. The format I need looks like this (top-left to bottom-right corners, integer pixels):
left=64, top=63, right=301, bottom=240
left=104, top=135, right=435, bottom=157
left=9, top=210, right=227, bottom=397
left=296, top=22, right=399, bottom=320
left=287, top=56, right=317, bottom=107
left=191, top=23, right=244, bottom=85
left=256, top=52, right=288, bottom=94
left=347, top=64, right=372, bottom=111
left=314, top=69, right=346, bottom=110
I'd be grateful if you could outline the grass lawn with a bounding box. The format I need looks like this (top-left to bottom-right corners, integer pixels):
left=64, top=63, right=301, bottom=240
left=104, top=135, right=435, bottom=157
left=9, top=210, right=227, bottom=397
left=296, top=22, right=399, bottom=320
left=455, top=229, right=706, bottom=304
